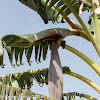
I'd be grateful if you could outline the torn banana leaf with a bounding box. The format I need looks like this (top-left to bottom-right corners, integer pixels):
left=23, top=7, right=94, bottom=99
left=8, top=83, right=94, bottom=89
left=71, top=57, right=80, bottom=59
left=19, top=0, right=62, bottom=24
left=1, top=28, right=89, bottom=48
left=1, top=28, right=87, bottom=67
left=63, top=92, right=97, bottom=100
left=0, top=82, right=55, bottom=100
left=0, top=66, right=70, bottom=88
left=25, top=46, right=33, bottom=65
left=19, top=0, right=91, bottom=23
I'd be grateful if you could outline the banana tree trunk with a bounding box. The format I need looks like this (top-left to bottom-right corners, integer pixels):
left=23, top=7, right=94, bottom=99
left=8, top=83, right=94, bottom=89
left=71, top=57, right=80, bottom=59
left=48, top=42, right=63, bottom=100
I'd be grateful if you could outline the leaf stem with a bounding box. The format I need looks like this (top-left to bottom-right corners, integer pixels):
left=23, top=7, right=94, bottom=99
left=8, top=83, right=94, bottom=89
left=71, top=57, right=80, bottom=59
left=62, top=0, right=100, bottom=56
left=60, top=44, right=100, bottom=76
left=93, top=12, right=100, bottom=46
left=63, top=67, right=100, bottom=94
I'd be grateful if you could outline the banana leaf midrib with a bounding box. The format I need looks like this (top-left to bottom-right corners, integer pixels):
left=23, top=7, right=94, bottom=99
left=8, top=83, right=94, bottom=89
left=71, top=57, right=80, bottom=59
left=1, top=28, right=81, bottom=47
left=2, top=35, right=59, bottom=47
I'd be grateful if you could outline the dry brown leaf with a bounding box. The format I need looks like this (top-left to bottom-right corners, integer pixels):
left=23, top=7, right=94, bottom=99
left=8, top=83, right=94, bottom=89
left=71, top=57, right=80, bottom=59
left=92, top=0, right=100, bottom=14
left=95, top=7, right=100, bottom=14
left=79, top=0, right=86, bottom=14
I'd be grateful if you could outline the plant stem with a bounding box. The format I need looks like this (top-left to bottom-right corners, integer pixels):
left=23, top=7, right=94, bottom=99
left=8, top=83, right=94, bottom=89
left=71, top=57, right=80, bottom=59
left=62, top=0, right=100, bottom=56
left=93, top=12, right=100, bottom=46
left=57, top=37, right=64, bottom=46
left=64, top=16, right=83, bottom=30
left=63, top=67, right=100, bottom=93
left=60, top=44, right=100, bottom=76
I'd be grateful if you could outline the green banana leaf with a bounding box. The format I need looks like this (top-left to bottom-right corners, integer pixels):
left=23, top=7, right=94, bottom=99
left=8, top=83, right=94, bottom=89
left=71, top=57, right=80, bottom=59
left=19, top=0, right=62, bottom=24
left=2, top=28, right=74, bottom=47
left=1, top=28, right=88, bottom=67
left=19, top=0, right=91, bottom=23
left=0, top=67, right=97, bottom=100
left=63, top=92, right=97, bottom=100
left=0, top=67, right=70, bottom=89
left=0, top=82, right=55, bottom=100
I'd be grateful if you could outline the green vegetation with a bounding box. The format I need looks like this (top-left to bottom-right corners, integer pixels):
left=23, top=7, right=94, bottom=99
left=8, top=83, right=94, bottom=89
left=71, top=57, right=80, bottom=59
left=0, top=0, right=100, bottom=99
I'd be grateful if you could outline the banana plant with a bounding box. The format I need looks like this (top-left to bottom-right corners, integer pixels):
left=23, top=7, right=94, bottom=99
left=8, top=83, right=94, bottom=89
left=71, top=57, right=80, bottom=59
left=0, top=0, right=100, bottom=100
left=0, top=67, right=98, bottom=99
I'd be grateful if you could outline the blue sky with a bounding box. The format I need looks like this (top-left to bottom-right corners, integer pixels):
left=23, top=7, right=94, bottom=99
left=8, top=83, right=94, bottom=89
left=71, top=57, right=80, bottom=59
left=0, top=0, right=100, bottom=99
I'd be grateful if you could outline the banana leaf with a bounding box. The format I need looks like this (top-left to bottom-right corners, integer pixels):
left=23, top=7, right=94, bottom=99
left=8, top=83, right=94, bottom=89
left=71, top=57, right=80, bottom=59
left=1, top=28, right=88, bottom=67
left=19, top=0, right=91, bottom=23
